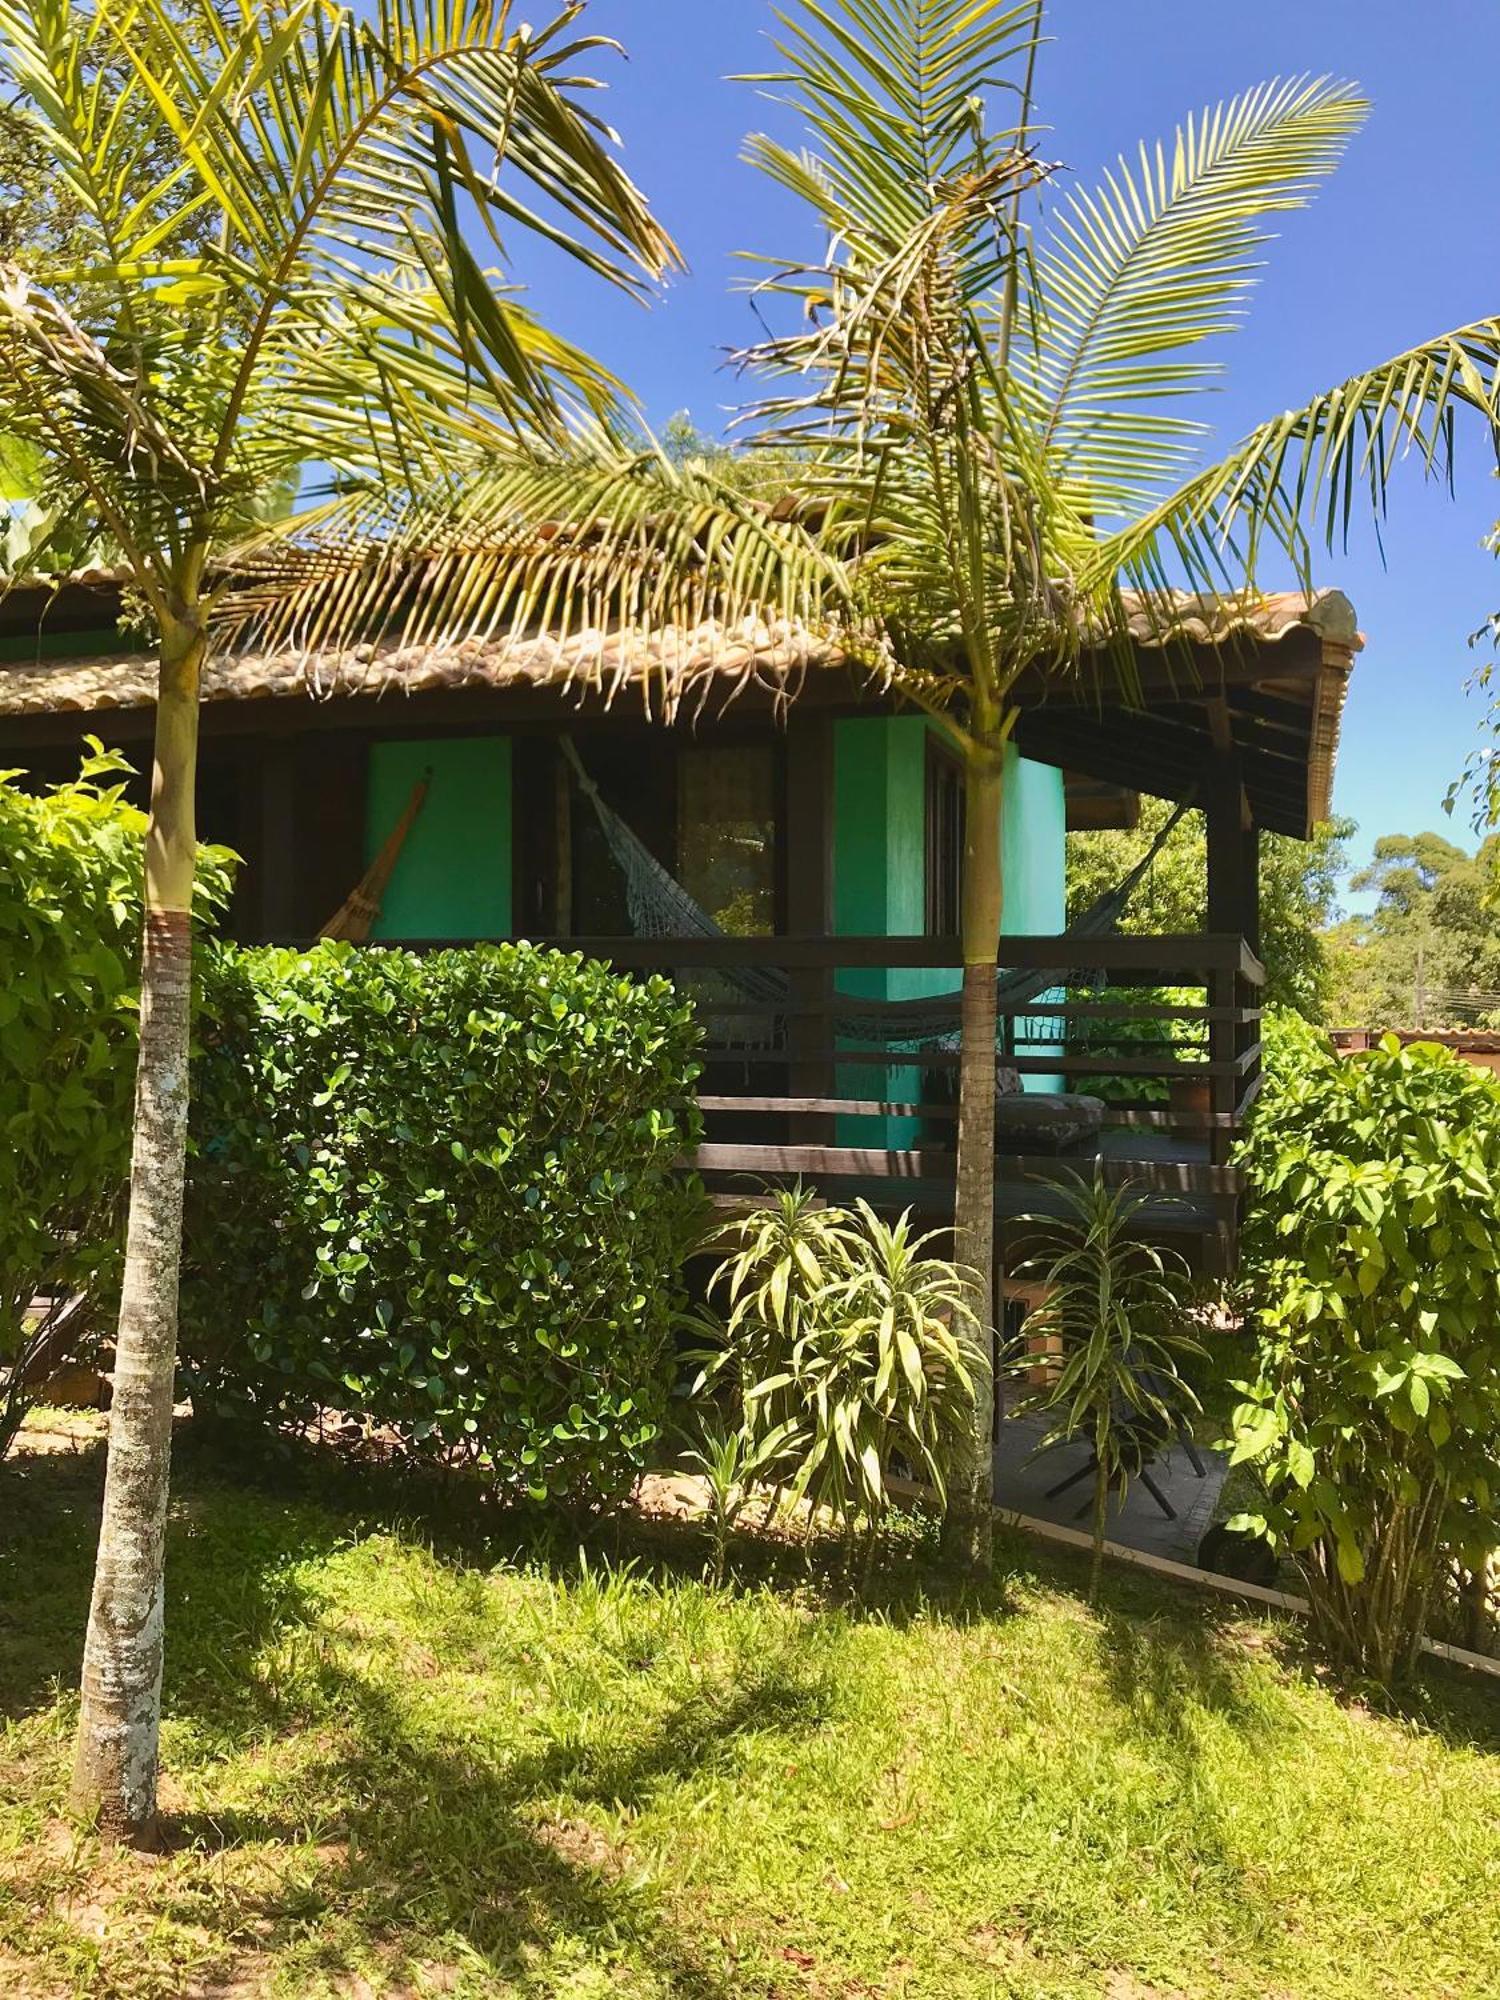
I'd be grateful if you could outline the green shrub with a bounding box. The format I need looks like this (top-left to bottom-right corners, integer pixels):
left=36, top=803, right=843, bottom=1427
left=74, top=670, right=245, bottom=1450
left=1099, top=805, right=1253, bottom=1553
left=182, top=942, right=705, bottom=1506
left=0, top=744, right=232, bottom=1456
left=1234, top=1014, right=1500, bottom=1683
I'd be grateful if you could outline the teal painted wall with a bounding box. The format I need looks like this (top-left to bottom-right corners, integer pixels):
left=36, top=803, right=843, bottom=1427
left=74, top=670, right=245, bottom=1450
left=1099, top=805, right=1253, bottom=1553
left=832, top=719, right=933, bottom=1144
left=366, top=736, right=512, bottom=941
left=832, top=720, right=1067, bottom=1137
left=833, top=716, right=927, bottom=983
left=999, top=742, right=1068, bottom=1095
left=1000, top=745, right=1067, bottom=940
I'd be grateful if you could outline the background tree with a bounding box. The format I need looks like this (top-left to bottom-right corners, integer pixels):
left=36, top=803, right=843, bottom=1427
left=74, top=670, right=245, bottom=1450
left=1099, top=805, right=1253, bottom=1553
left=0, top=0, right=676, bottom=1845
left=1324, top=830, right=1500, bottom=1026
left=248, top=0, right=1500, bottom=1568
left=1068, top=800, right=1353, bottom=1018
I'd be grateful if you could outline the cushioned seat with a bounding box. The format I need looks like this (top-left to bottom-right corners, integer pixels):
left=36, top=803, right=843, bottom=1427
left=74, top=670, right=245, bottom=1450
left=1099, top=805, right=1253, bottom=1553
left=994, top=1091, right=1105, bottom=1157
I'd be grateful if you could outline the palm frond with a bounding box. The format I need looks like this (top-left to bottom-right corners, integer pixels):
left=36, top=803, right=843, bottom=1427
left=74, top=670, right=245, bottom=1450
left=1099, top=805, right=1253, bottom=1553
left=1022, top=76, right=1367, bottom=515
left=1098, top=319, right=1500, bottom=600
left=217, top=442, right=863, bottom=720
left=0, top=266, right=208, bottom=591
left=0, top=0, right=680, bottom=585
left=743, top=0, right=1040, bottom=238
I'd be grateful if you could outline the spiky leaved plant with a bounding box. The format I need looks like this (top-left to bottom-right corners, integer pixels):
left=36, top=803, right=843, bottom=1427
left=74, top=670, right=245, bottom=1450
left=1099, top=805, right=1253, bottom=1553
left=1012, top=1170, right=1204, bottom=1600
left=694, top=1191, right=981, bottom=1571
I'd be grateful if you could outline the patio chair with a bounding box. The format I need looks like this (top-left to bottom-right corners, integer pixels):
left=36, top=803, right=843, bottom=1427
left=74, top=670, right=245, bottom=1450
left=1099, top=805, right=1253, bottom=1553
left=1040, top=1382, right=1206, bottom=1522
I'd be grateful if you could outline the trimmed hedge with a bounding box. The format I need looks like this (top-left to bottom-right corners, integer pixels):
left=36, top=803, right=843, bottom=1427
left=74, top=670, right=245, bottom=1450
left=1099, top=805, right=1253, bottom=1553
left=182, top=942, right=704, bottom=1504
left=0, top=744, right=233, bottom=1455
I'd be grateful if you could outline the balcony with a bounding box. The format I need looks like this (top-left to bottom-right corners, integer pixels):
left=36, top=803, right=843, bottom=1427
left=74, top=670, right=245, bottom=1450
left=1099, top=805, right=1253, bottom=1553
left=531, top=929, right=1266, bottom=1273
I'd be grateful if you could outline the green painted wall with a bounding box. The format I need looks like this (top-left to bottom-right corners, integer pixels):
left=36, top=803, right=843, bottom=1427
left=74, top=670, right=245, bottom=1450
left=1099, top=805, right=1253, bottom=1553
left=999, top=743, right=1068, bottom=1095
left=833, top=716, right=928, bottom=982
left=1000, top=745, right=1067, bottom=939
left=832, top=719, right=1067, bottom=1138
left=366, top=736, right=512, bottom=941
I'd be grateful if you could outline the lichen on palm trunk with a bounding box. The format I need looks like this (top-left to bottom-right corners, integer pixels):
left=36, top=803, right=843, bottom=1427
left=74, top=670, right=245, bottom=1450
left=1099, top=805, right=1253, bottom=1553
left=941, top=743, right=1003, bottom=1572
left=71, top=631, right=202, bottom=1844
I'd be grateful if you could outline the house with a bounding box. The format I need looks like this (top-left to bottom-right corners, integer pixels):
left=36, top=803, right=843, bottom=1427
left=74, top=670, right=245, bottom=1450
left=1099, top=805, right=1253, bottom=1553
left=0, top=573, right=1361, bottom=1270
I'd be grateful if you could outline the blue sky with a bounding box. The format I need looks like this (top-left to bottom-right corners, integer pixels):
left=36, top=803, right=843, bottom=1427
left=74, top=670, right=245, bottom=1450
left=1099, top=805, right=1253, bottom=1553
left=517, top=0, right=1500, bottom=887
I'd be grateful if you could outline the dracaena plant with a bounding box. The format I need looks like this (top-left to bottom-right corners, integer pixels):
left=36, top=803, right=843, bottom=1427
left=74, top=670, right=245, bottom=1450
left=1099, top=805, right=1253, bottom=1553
left=1010, top=1169, right=1203, bottom=1602
left=228, top=0, right=1500, bottom=1572
left=691, top=1187, right=980, bottom=1574
left=0, top=0, right=677, bottom=1845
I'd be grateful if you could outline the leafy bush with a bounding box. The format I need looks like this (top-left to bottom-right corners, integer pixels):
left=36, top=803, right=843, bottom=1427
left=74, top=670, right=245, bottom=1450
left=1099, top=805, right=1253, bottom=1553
left=1071, top=985, right=1208, bottom=1104
left=0, top=744, right=232, bottom=1456
left=182, top=942, right=704, bottom=1506
left=690, top=1186, right=979, bottom=1557
left=1010, top=1169, right=1203, bottom=1599
left=1234, top=1013, right=1500, bottom=1682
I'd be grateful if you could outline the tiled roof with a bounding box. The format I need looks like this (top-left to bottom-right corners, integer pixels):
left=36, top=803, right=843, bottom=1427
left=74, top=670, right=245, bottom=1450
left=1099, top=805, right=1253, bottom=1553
left=0, top=588, right=1360, bottom=718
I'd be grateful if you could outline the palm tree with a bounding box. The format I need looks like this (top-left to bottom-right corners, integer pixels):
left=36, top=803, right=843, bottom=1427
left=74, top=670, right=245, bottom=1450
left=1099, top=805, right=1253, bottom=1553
left=0, top=0, right=677, bottom=1844
left=237, top=0, right=1500, bottom=1568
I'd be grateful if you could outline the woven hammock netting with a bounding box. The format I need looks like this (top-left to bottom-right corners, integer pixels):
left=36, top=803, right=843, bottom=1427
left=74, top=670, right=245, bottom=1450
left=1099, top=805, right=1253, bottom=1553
left=558, top=739, right=1192, bottom=1054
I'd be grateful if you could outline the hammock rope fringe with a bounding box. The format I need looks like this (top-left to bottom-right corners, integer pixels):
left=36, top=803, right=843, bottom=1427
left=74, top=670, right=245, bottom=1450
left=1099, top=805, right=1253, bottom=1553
left=559, top=738, right=1197, bottom=1051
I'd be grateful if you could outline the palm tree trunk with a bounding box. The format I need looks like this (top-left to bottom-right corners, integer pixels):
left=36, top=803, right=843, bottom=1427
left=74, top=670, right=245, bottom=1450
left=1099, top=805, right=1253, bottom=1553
left=942, top=737, right=1004, bottom=1571
left=71, top=612, right=204, bottom=1846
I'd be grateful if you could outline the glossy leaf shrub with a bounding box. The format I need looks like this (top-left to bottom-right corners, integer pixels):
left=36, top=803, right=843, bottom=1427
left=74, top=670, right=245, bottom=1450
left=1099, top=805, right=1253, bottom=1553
left=0, top=745, right=232, bottom=1456
left=182, top=942, right=704, bottom=1505
left=1234, top=1012, right=1500, bottom=1682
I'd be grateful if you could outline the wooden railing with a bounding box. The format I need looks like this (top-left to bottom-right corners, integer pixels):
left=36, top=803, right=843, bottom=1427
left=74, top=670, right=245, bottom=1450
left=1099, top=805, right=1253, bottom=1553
left=478, top=930, right=1267, bottom=1270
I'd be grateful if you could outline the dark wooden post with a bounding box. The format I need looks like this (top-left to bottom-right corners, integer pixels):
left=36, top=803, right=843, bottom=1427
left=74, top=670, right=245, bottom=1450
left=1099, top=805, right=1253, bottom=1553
left=1205, top=755, right=1256, bottom=941
left=1204, top=754, right=1261, bottom=1274
left=785, top=715, right=834, bottom=1143
left=295, top=735, right=368, bottom=940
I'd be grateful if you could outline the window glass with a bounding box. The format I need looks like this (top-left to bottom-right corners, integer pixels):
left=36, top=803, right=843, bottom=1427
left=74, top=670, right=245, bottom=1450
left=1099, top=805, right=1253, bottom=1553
left=677, top=744, right=777, bottom=937
left=925, top=737, right=965, bottom=936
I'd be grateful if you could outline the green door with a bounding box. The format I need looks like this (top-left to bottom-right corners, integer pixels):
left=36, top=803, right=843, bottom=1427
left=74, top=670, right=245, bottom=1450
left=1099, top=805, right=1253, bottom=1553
left=365, top=736, right=513, bottom=941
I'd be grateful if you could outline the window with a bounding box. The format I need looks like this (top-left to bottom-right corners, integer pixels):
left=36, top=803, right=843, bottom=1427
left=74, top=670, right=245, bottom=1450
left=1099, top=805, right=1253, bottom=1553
left=925, top=735, right=965, bottom=936
left=677, top=743, right=778, bottom=937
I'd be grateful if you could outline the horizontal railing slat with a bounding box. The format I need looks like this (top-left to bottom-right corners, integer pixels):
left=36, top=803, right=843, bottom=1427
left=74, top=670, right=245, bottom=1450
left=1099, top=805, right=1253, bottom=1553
left=700, top=1045, right=1244, bottom=1079
left=687, top=1144, right=1243, bottom=1196
left=697, top=1094, right=1246, bottom=1137
left=366, top=931, right=1259, bottom=976
left=697, top=1093, right=957, bottom=1120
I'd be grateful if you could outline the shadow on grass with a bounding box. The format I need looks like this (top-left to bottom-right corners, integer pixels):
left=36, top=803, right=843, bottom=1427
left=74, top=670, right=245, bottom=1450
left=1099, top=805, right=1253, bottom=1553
left=0, top=1427, right=847, bottom=1994
left=150, top=1673, right=787, bottom=1996
left=0, top=1431, right=107, bottom=1723
left=150, top=1582, right=834, bottom=1995
left=1256, top=1607, right=1500, bottom=1756
left=112, top=1671, right=798, bottom=1996
left=0, top=1411, right=1018, bottom=1737
left=1099, top=1601, right=1274, bottom=1751
left=175, top=1414, right=1030, bottom=1633
left=1095, top=1558, right=1500, bottom=1765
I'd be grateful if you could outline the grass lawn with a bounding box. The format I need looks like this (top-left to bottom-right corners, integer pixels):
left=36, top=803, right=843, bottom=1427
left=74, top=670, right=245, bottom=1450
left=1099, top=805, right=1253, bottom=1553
left=3, top=1416, right=1499, bottom=2000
